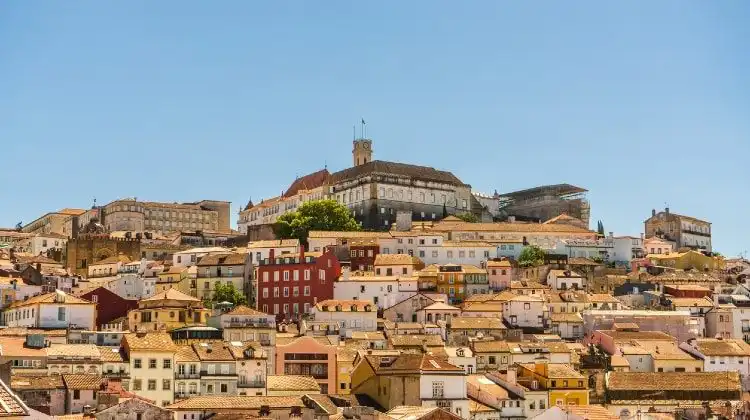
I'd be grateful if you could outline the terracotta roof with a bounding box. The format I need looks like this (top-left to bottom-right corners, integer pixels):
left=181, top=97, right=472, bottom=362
left=10, top=376, right=63, bottom=391
left=587, top=294, right=620, bottom=303
left=567, top=257, right=603, bottom=266
left=224, top=305, right=269, bottom=317
left=192, top=343, right=234, bottom=361
left=123, top=333, right=177, bottom=352
left=549, top=269, right=584, bottom=278
left=8, top=290, right=93, bottom=308
left=197, top=253, right=248, bottom=266
left=607, top=371, right=740, bottom=391
left=486, top=260, right=512, bottom=267
left=350, top=331, right=386, bottom=341
left=374, top=254, right=423, bottom=266
left=420, top=355, right=463, bottom=372
left=469, top=398, right=495, bottom=413
left=283, top=169, right=330, bottom=198
left=691, top=339, right=750, bottom=356
left=472, top=341, right=511, bottom=353
left=600, top=330, right=676, bottom=342
left=315, top=299, right=376, bottom=312
left=98, top=346, right=126, bottom=362
left=0, top=379, right=27, bottom=417
left=430, top=220, right=594, bottom=234
left=421, top=302, right=459, bottom=311
left=308, top=231, right=391, bottom=239
left=519, top=363, right=583, bottom=379
left=565, top=405, right=620, bottom=420
left=62, top=374, right=102, bottom=390
left=267, top=375, right=320, bottom=392
left=330, top=160, right=468, bottom=187
left=509, top=280, right=548, bottom=290
left=0, top=327, right=67, bottom=337
left=303, top=394, right=338, bottom=415
left=141, top=288, right=200, bottom=302
left=389, top=335, right=444, bottom=348
left=460, top=302, right=505, bottom=312
left=441, top=241, right=494, bottom=248
left=0, top=337, right=47, bottom=357
left=166, top=396, right=305, bottom=410
left=669, top=297, right=714, bottom=307
left=549, top=313, right=584, bottom=323
left=387, top=406, right=461, bottom=420
left=246, top=239, right=300, bottom=248
left=47, top=344, right=100, bottom=358
left=450, top=317, right=505, bottom=330
left=16, top=254, right=61, bottom=265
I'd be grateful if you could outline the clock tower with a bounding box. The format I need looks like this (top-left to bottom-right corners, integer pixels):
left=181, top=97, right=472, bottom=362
left=352, top=139, right=373, bottom=167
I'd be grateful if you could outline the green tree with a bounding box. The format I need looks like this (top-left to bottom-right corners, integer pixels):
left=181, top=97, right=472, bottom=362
left=211, top=283, right=247, bottom=306
left=518, top=245, right=546, bottom=267
left=274, top=199, right=360, bottom=246
left=597, top=220, right=605, bottom=236
left=455, top=212, right=479, bottom=223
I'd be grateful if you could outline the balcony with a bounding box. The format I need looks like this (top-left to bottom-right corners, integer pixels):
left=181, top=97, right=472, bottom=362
left=224, top=320, right=274, bottom=329
left=200, top=370, right=237, bottom=377
left=102, top=371, right=129, bottom=378
left=742, top=326, right=750, bottom=333
left=175, top=373, right=201, bottom=379
left=682, top=229, right=711, bottom=237
left=198, top=273, right=245, bottom=279
left=174, top=391, right=199, bottom=399
left=238, top=380, right=266, bottom=388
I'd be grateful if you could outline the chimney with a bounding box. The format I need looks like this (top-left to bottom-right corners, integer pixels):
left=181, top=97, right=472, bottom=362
left=506, top=366, right=517, bottom=385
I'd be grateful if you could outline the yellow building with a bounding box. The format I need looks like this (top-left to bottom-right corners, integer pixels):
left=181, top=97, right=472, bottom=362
left=336, top=346, right=358, bottom=395
left=417, top=264, right=488, bottom=303
left=647, top=250, right=724, bottom=271
left=157, top=266, right=189, bottom=294
left=517, top=362, right=589, bottom=407
left=128, top=289, right=211, bottom=333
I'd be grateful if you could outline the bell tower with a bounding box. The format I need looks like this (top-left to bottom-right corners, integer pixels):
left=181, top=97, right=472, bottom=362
left=352, top=139, right=373, bottom=167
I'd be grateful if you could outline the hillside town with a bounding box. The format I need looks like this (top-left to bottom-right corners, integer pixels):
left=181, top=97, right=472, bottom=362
left=0, top=138, right=746, bottom=420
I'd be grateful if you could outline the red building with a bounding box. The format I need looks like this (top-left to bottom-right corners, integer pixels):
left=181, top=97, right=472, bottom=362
left=348, top=239, right=379, bottom=272
left=77, top=286, right=139, bottom=328
left=256, top=248, right=341, bottom=320
left=663, top=284, right=712, bottom=299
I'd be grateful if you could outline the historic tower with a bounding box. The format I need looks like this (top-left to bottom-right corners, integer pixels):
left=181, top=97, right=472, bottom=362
left=352, top=139, right=373, bottom=167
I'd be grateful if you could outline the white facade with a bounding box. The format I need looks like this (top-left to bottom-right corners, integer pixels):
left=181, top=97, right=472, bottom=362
left=503, top=296, right=546, bottom=329
left=554, top=238, right=614, bottom=261
left=546, top=270, right=585, bottom=291
left=110, top=273, right=155, bottom=300
left=611, top=236, right=644, bottom=264
left=333, top=278, right=404, bottom=309
left=680, top=339, right=750, bottom=379
left=129, top=350, right=176, bottom=406
left=445, top=347, right=476, bottom=374
left=417, top=243, right=495, bottom=267
left=247, top=243, right=299, bottom=265
left=420, top=373, right=470, bottom=419
left=496, top=242, right=523, bottom=259
left=311, top=306, right=378, bottom=338
left=3, top=300, right=96, bottom=330
left=172, top=247, right=228, bottom=268
left=29, top=235, right=67, bottom=257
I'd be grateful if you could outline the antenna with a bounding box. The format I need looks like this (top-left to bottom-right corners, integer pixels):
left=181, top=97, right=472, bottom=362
left=360, top=118, right=366, bottom=139
left=353, top=125, right=356, bottom=140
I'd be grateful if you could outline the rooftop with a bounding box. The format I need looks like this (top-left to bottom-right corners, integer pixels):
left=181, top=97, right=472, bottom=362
left=124, top=333, right=178, bottom=352
left=374, top=254, right=424, bottom=266
left=166, top=395, right=305, bottom=410
left=267, top=375, right=320, bottom=392
left=690, top=339, right=750, bottom=357
left=607, top=371, right=740, bottom=391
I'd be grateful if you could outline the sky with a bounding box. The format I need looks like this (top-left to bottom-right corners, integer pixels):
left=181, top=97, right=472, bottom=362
left=1, top=1, right=749, bottom=256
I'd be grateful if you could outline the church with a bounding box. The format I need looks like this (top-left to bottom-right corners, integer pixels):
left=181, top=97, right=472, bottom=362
left=239, top=138, right=474, bottom=234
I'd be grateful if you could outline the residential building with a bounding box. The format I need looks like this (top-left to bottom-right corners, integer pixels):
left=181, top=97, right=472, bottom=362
left=22, top=208, right=87, bottom=236
left=445, top=317, right=507, bottom=346
left=10, top=375, right=65, bottom=415
left=348, top=239, right=380, bottom=271
left=582, top=309, right=702, bottom=343
left=333, top=271, right=408, bottom=310
left=111, top=259, right=155, bottom=299
left=502, top=295, right=547, bottom=330
left=383, top=293, right=441, bottom=323
left=275, top=335, right=336, bottom=394
left=644, top=207, right=712, bottom=251
left=62, top=374, right=101, bottom=414
left=256, top=248, right=341, bottom=320
left=246, top=239, right=301, bottom=264
left=174, top=345, right=201, bottom=400
left=75, top=286, right=138, bottom=328
left=418, top=241, right=495, bottom=267
left=351, top=353, right=469, bottom=418
left=486, top=260, right=513, bottom=291
left=128, top=289, right=211, bottom=332
left=605, top=371, right=740, bottom=416
left=585, top=327, right=678, bottom=355
left=418, top=302, right=460, bottom=324
left=643, top=236, right=674, bottom=255
left=444, top=347, right=476, bottom=375
left=466, top=374, right=525, bottom=418
left=165, top=395, right=315, bottom=420
left=195, top=252, right=252, bottom=301
left=101, top=198, right=231, bottom=234
left=416, top=264, right=488, bottom=304
left=517, top=362, right=588, bottom=407
left=546, top=270, right=585, bottom=291
left=122, top=332, right=178, bottom=407
left=156, top=266, right=188, bottom=295
left=311, top=299, right=377, bottom=338
left=193, top=342, right=238, bottom=396
left=610, top=235, right=645, bottom=264
left=680, top=338, right=750, bottom=383
left=336, top=346, right=358, bottom=395
left=99, top=346, right=129, bottom=379
left=307, top=231, right=391, bottom=253
left=47, top=344, right=101, bottom=375
left=87, top=254, right=131, bottom=279
left=2, top=290, right=96, bottom=330
left=229, top=342, right=267, bottom=396
left=95, top=398, right=173, bottom=420
left=0, top=336, right=47, bottom=372
left=172, top=247, right=229, bottom=268
left=647, top=249, right=724, bottom=271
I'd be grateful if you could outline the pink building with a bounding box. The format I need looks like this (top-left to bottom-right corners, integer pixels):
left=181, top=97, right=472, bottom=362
left=275, top=335, right=336, bottom=394
left=487, top=260, right=513, bottom=291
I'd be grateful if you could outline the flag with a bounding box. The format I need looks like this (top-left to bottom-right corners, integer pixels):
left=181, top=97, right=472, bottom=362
left=361, top=118, right=366, bottom=125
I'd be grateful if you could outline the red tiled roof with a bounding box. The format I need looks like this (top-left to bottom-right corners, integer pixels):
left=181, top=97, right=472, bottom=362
left=283, top=169, right=330, bottom=198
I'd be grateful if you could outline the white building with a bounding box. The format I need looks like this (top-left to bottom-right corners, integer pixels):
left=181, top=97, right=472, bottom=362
left=110, top=259, right=156, bottom=299
left=172, top=247, right=229, bottom=268
left=311, top=300, right=378, bottom=338
left=503, top=295, right=546, bottom=329
left=611, top=235, right=645, bottom=264
left=680, top=338, right=750, bottom=386
left=2, top=290, right=96, bottom=330
left=418, top=242, right=495, bottom=267
left=546, top=270, right=585, bottom=291
left=444, top=347, right=476, bottom=374
left=555, top=238, right=614, bottom=261
left=47, top=344, right=101, bottom=375
left=26, top=233, right=67, bottom=257
left=246, top=239, right=300, bottom=265
left=419, top=356, right=470, bottom=419
left=333, top=274, right=404, bottom=310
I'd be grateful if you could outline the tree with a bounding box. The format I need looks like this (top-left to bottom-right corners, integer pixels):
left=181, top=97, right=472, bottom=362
left=274, top=199, right=360, bottom=246
left=518, top=245, right=546, bottom=267
left=211, top=283, right=247, bottom=306
left=597, top=220, right=605, bottom=236
left=455, top=212, right=479, bottom=223
left=442, top=203, right=449, bottom=218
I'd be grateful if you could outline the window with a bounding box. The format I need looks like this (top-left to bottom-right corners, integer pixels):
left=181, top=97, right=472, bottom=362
left=263, top=288, right=269, bottom=298
left=293, top=270, right=299, bottom=281
left=447, top=251, right=453, bottom=258
left=263, top=272, right=269, bottom=283
left=73, top=390, right=80, bottom=400
left=133, top=379, right=142, bottom=390
left=319, top=270, right=326, bottom=283
left=524, top=303, right=531, bottom=310
left=57, top=307, right=65, bottom=321
left=304, top=303, right=311, bottom=313
left=432, top=251, right=438, bottom=258
left=283, top=271, right=290, bottom=281
left=283, top=304, right=289, bottom=313
left=134, top=359, right=142, bottom=369
left=149, top=359, right=157, bottom=369
left=293, top=287, right=299, bottom=297
left=283, top=287, right=289, bottom=297
left=274, top=272, right=279, bottom=282
left=304, top=286, right=311, bottom=296
left=164, top=359, right=171, bottom=369
left=148, top=380, right=156, bottom=390
left=304, top=270, right=311, bottom=281
left=468, top=251, right=475, bottom=258
left=221, top=383, right=228, bottom=393
left=163, top=379, right=171, bottom=390
left=432, top=381, right=444, bottom=398
left=274, top=287, right=279, bottom=298
left=91, top=294, right=98, bottom=303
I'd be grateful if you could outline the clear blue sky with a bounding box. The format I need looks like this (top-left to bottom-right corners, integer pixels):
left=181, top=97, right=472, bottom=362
left=2, top=1, right=748, bottom=256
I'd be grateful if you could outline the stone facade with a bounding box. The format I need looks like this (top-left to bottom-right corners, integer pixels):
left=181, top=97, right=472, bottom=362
left=94, top=397, right=173, bottom=420
left=66, top=235, right=140, bottom=278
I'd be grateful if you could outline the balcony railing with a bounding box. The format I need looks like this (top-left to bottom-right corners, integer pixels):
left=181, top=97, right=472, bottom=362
left=238, top=380, right=266, bottom=388
left=224, top=320, right=274, bottom=328
left=175, top=373, right=201, bottom=379
left=682, top=229, right=711, bottom=237
left=174, top=391, right=199, bottom=399
left=200, top=370, right=237, bottom=377
left=103, top=371, right=129, bottom=378
left=197, top=273, right=245, bottom=279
